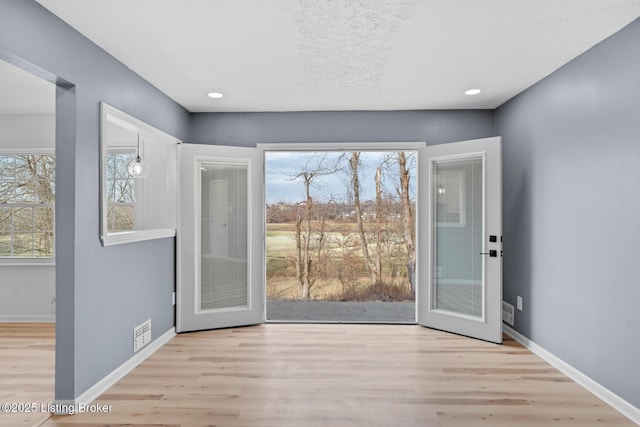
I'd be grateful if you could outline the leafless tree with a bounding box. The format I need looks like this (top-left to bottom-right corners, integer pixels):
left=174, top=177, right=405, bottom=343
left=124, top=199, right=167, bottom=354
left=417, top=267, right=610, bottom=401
left=290, top=154, right=334, bottom=299
left=349, top=152, right=381, bottom=285
left=106, top=152, right=135, bottom=231
left=397, top=152, right=416, bottom=290
left=374, top=167, right=384, bottom=283
left=265, top=151, right=417, bottom=301
left=0, top=155, right=55, bottom=256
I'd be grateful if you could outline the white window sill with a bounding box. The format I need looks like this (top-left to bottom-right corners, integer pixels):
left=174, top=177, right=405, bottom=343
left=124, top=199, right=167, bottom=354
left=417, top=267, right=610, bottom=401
left=0, top=258, right=55, bottom=267
left=101, top=228, right=176, bottom=246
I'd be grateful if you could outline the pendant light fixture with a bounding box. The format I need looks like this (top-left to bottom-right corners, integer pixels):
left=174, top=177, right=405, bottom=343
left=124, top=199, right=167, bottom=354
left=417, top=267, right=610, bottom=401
left=127, top=134, right=150, bottom=179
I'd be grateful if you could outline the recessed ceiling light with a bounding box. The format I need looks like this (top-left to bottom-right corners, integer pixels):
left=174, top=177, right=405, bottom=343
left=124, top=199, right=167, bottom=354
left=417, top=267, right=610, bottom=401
left=465, top=89, right=482, bottom=95
left=207, top=92, right=224, bottom=99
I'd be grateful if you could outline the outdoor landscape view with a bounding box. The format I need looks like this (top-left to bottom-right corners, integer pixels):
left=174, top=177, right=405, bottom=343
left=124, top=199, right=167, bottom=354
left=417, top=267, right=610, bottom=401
left=265, top=150, right=417, bottom=321
left=0, top=154, right=55, bottom=258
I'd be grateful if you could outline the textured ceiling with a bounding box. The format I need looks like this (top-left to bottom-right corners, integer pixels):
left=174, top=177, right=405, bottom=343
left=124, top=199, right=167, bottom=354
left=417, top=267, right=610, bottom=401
left=20, top=0, right=640, bottom=112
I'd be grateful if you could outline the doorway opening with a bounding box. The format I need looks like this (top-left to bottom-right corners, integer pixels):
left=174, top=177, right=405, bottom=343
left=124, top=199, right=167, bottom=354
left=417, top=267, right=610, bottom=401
left=264, top=150, right=417, bottom=323
left=0, top=57, right=56, bottom=426
left=178, top=138, right=501, bottom=341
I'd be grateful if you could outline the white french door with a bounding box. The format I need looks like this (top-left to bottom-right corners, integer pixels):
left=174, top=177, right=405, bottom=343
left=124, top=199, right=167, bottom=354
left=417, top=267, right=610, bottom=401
left=176, top=143, right=263, bottom=332
left=417, top=137, right=502, bottom=343
left=176, top=138, right=501, bottom=342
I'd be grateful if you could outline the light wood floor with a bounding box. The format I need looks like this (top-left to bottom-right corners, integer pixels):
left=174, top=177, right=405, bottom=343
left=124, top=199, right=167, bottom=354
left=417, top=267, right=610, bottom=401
left=23, top=324, right=632, bottom=427
left=0, top=323, right=55, bottom=427
left=0, top=323, right=634, bottom=426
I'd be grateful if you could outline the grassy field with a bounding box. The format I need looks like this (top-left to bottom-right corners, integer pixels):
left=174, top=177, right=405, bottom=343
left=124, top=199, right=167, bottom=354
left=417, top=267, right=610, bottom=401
left=266, top=277, right=373, bottom=300
left=266, top=221, right=413, bottom=301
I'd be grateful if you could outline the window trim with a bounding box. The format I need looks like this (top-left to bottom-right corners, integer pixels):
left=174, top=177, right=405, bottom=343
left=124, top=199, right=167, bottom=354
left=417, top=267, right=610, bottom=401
left=105, top=147, right=138, bottom=233
left=0, top=149, right=55, bottom=264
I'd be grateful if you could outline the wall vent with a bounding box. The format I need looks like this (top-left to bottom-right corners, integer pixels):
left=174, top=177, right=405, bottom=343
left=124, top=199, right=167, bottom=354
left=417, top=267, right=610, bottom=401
left=133, top=319, right=151, bottom=353
left=502, top=301, right=515, bottom=326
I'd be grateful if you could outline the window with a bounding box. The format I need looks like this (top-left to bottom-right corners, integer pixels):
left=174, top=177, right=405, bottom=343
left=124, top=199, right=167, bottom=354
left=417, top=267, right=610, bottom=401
left=0, top=154, right=55, bottom=258
left=106, top=149, right=136, bottom=232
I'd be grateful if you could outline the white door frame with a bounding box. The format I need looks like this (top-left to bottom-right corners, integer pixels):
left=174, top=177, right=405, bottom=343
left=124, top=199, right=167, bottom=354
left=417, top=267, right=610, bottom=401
left=259, top=142, right=427, bottom=323
left=177, top=139, right=501, bottom=343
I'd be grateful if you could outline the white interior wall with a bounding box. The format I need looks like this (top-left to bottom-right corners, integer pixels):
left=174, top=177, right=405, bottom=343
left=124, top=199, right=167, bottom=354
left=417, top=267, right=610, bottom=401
left=0, top=113, right=55, bottom=322
left=0, top=265, right=55, bottom=321
left=0, top=114, right=55, bottom=148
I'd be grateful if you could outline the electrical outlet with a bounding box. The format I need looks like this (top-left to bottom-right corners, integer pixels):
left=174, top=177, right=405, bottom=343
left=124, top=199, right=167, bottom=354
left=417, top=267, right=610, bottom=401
left=10, top=283, right=19, bottom=296
left=517, top=296, right=523, bottom=311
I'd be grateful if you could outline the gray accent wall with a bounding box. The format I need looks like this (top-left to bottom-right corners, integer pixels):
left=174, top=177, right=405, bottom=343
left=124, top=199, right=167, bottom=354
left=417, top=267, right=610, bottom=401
left=496, top=17, right=640, bottom=408
left=191, top=110, right=495, bottom=146
left=0, top=0, right=190, bottom=400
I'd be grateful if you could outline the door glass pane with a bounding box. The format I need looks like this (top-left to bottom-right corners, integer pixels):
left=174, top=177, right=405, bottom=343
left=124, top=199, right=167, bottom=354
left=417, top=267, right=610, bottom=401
left=200, top=162, right=248, bottom=311
left=433, top=156, right=483, bottom=318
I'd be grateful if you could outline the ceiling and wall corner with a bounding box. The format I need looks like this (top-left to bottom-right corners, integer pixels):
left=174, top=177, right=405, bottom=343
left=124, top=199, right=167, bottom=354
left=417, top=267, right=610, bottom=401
left=32, top=0, right=640, bottom=112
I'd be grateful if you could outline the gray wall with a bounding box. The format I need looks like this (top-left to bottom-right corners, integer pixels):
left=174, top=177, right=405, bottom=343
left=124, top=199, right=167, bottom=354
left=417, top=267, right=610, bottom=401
left=0, top=0, right=190, bottom=400
left=191, top=110, right=495, bottom=146
left=496, top=18, right=640, bottom=408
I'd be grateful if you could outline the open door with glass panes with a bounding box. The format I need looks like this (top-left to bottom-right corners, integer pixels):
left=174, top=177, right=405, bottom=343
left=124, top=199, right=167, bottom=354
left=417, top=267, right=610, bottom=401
left=176, top=143, right=263, bottom=332
left=417, top=137, right=502, bottom=343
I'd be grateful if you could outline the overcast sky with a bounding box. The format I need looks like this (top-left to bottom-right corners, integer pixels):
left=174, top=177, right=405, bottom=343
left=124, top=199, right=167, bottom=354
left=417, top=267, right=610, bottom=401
left=265, top=151, right=416, bottom=204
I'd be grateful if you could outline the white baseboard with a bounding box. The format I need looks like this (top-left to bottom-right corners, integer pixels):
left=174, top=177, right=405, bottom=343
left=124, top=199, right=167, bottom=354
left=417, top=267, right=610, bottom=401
left=52, top=327, right=175, bottom=414
left=0, top=314, right=55, bottom=322
left=503, top=325, right=640, bottom=425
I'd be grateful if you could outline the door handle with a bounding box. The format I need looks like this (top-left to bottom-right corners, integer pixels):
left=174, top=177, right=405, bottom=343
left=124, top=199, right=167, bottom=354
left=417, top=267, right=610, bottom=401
left=479, top=250, right=497, bottom=257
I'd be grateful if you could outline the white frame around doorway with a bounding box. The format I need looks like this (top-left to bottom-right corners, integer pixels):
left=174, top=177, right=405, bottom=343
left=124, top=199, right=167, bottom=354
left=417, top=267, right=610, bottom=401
left=178, top=139, right=501, bottom=343
left=259, top=141, right=427, bottom=324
